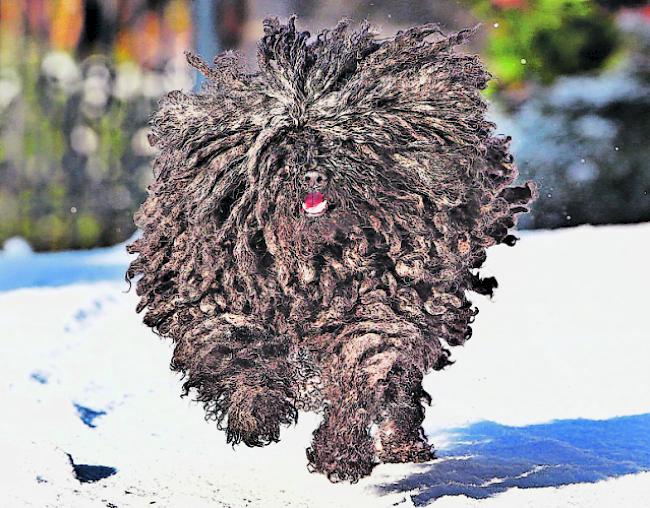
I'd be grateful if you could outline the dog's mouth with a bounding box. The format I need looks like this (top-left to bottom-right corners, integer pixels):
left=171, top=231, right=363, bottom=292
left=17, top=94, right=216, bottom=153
left=302, top=192, right=329, bottom=218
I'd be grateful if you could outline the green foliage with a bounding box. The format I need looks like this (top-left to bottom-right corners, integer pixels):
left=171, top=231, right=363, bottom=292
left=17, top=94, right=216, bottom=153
left=468, top=0, right=620, bottom=88
left=0, top=39, right=170, bottom=251
left=76, top=213, right=102, bottom=248
left=501, top=21, right=650, bottom=229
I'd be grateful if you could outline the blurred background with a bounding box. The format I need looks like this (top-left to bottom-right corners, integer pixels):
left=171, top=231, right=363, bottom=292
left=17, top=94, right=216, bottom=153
left=0, top=0, right=648, bottom=252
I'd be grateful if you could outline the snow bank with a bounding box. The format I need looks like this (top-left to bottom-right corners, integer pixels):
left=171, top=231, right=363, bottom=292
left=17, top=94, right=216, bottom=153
left=1, top=224, right=649, bottom=507
left=0, top=235, right=136, bottom=292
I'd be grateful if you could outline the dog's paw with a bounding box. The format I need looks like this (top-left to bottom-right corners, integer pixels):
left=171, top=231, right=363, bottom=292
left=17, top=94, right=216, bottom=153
left=375, top=437, right=435, bottom=464
left=374, top=419, right=435, bottom=464
left=306, top=419, right=378, bottom=483
left=306, top=445, right=377, bottom=483
left=225, top=388, right=298, bottom=447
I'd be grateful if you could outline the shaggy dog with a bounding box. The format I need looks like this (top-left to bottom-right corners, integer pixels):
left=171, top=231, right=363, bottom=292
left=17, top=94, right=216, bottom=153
left=127, top=17, right=536, bottom=482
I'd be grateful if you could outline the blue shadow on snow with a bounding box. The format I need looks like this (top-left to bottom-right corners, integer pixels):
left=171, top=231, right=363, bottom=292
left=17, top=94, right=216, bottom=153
left=0, top=245, right=129, bottom=292
left=379, top=413, right=650, bottom=505
left=30, top=371, right=49, bottom=384
left=73, top=403, right=107, bottom=428
left=66, top=453, right=117, bottom=483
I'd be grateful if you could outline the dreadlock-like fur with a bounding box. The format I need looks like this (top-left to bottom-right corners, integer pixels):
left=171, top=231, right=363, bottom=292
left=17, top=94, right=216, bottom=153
left=127, top=17, right=536, bottom=483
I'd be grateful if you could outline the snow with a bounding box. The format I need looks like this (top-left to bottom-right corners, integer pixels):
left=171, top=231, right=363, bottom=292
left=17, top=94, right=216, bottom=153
left=1, top=237, right=33, bottom=257
left=1, top=224, right=649, bottom=507
left=425, top=224, right=650, bottom=430
left=547, top=72, right=647, bottom=109
left=0, top=236, right=135, bottom=292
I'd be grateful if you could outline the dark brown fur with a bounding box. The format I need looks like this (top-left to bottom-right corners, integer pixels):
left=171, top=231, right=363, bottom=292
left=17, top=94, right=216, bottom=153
left=127, top=17, right=536, bottom=482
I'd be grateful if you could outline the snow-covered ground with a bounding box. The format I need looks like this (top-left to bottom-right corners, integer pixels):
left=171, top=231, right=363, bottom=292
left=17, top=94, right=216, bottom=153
left=1, top=224, right=649, bottom=507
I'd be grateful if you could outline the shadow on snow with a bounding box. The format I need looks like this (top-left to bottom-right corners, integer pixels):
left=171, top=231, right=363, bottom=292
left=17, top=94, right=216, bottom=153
left=0, top=244, right=129, bottom=291
left=379, top=413, right=650, bottom=505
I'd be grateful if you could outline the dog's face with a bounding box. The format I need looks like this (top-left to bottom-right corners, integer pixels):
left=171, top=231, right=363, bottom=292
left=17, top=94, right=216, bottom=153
left=242, top=128, right=446, bottom=258
left=128, top=17, right=535, bottom=347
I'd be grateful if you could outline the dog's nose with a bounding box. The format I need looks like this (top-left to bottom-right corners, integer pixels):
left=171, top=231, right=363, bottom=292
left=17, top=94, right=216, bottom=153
left=303, top=170, right=327, bottom=188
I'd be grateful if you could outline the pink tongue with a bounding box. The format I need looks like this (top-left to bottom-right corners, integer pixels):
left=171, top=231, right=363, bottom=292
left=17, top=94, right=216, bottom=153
left=304, top=192, right=324, bottom=209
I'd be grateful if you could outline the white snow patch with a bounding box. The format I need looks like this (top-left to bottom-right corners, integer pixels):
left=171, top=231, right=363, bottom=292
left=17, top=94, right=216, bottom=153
left=424, top=223, right=650, bottom=433
left=1, top=223, right=649, bottom=507
left=1, top=236, right=33, bottom=257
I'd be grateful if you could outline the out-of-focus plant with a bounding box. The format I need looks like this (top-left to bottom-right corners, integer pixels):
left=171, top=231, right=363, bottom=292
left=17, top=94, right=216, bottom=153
left=0, top=0, right=193, bottom=251
left=494, top=14, right=650, bottom=229
left=467, top=0, right=621, bottom=91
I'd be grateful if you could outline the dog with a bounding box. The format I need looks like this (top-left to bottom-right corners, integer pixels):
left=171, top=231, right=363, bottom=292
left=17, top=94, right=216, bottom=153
left=127, top=16, right=536, bottom=482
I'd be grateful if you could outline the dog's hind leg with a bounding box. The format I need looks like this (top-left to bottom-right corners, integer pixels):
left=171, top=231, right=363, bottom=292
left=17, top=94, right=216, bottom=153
left=170, top=312, right=299, bottom=447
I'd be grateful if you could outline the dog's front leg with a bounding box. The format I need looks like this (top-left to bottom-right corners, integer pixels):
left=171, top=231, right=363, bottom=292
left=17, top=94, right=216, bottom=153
left=306, top=363, right=378, bottom=483
left=306, top=339, right=435, bottom=481
left=372, top=365, right=435, bottom=465
left=307, top=296, right=444, bottom=481
left=170, top=313, right=299, bottom=447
